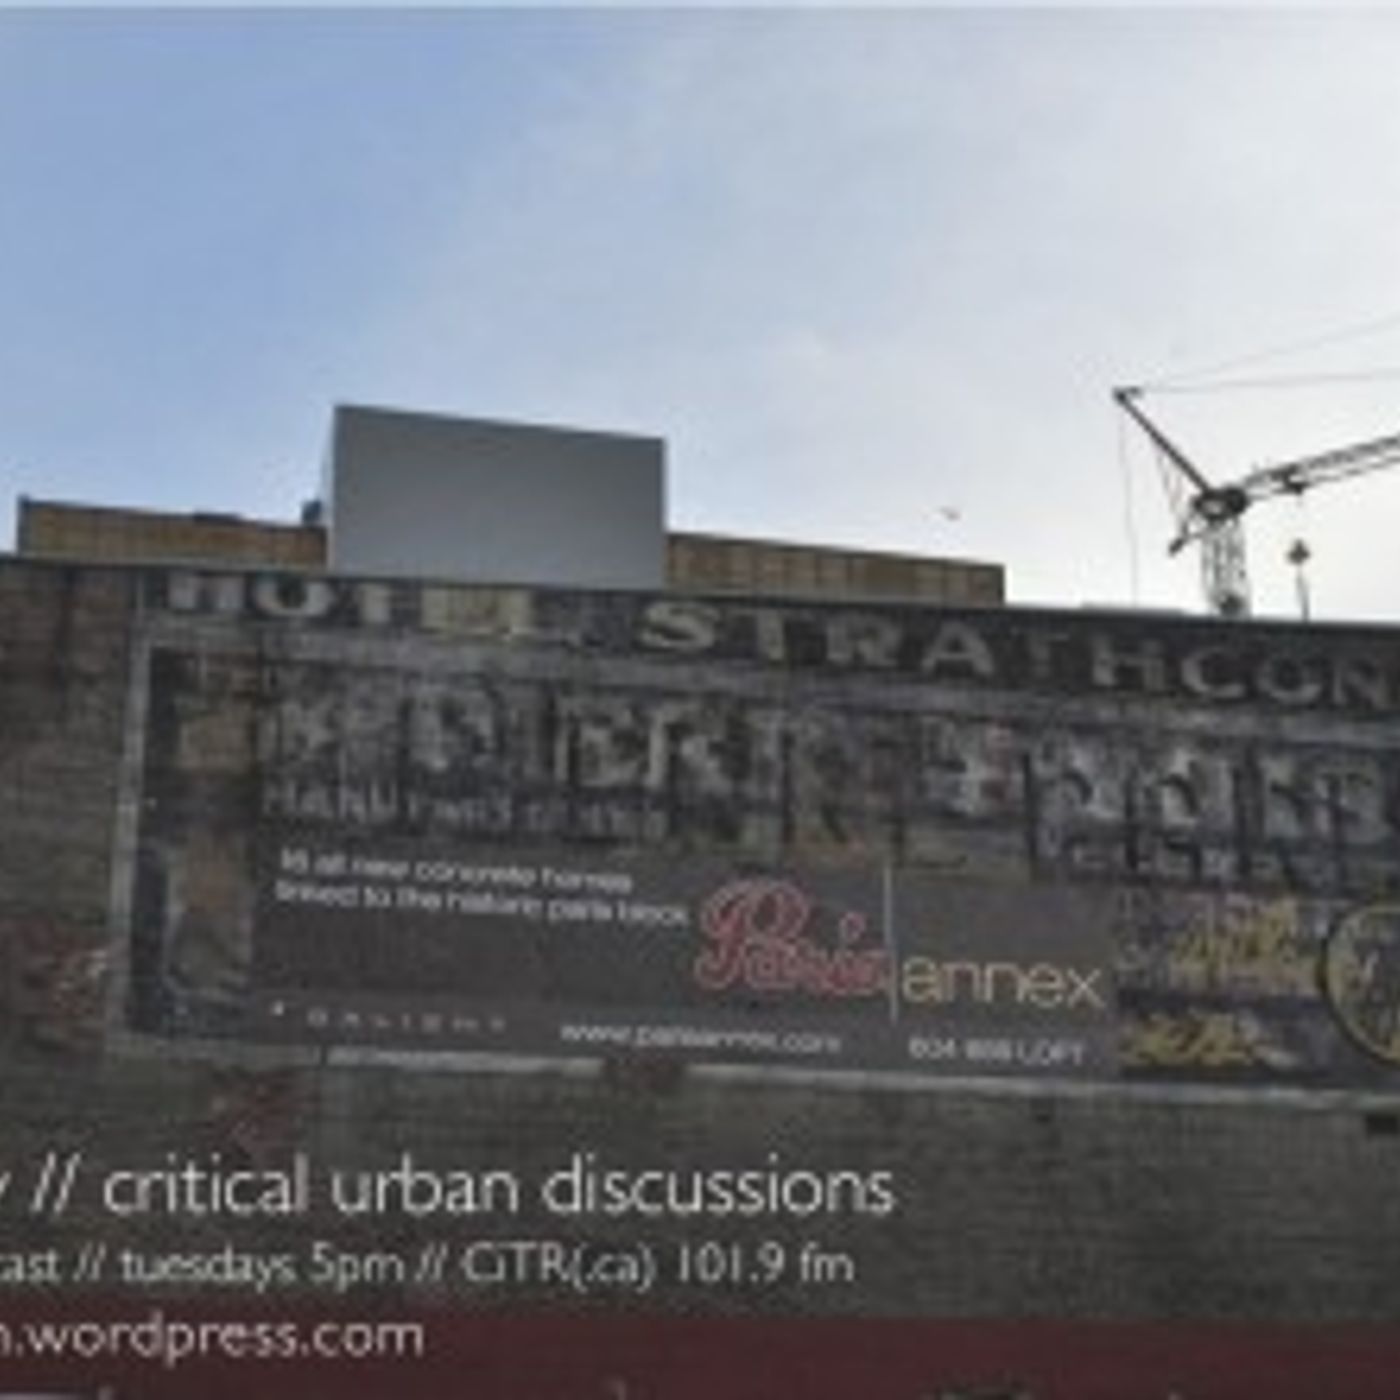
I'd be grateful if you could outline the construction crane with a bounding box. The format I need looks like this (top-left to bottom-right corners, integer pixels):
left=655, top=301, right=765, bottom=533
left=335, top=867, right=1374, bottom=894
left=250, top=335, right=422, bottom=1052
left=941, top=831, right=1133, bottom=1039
left=1114, top=385, right=1400, bottom=617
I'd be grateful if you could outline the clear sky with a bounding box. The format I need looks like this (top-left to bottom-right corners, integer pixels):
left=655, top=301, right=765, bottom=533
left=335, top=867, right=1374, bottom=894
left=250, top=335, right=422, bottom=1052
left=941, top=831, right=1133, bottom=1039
left=5, top=7, right=1400, bottom=621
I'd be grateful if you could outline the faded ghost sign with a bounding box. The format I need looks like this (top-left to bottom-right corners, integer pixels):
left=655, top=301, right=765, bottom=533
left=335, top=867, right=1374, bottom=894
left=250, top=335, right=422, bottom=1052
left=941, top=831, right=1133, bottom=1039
left=123, top=569, right=1400, bottom=1085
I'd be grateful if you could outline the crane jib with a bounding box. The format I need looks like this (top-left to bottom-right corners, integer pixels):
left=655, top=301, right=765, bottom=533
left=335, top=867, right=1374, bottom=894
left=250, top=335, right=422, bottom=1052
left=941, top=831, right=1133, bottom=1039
left=1113, top=384, right=1400, bottom=616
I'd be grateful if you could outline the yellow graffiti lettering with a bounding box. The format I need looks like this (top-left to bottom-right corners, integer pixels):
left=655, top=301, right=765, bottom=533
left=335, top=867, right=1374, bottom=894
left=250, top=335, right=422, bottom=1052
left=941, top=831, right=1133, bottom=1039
left=1168, top=898, right=1315, bottom=997
left=1124, top=1010, right=1292, bottom=1069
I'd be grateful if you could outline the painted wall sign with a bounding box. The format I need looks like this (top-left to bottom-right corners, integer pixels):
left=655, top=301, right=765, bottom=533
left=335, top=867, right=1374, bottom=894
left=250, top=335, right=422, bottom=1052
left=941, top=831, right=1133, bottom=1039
left=122, top=570, right=1400, bottom=1084
left=149, top=570, right=1400, bottom=715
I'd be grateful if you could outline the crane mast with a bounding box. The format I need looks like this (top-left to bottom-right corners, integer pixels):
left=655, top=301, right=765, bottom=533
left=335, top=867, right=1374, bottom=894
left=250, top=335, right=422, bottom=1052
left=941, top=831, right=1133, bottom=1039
left=1114, top=385, right=1400, bottom=618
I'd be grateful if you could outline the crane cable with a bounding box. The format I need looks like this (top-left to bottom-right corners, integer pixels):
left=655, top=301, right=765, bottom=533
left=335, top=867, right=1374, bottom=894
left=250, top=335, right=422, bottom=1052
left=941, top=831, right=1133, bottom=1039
left=1142, top=367, right=1400, bottom=395
left=1116, top=407, right=1141, bottom=605
left=1141, top=307, right=1400, bottom=393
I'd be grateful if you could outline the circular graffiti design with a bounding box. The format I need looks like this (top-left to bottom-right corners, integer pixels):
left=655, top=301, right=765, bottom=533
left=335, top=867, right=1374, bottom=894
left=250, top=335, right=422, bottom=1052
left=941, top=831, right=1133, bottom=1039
left=1323, top=903, right=1400, bottom=1066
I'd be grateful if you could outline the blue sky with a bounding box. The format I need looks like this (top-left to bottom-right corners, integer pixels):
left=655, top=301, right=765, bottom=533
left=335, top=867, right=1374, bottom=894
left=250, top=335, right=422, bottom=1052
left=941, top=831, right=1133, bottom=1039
left=6, top=8, right=1400, bottom=619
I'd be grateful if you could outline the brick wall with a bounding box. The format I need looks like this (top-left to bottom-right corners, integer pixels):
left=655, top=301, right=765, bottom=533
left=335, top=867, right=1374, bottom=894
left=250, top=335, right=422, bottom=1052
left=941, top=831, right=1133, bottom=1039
left=3, top=555, right=1400, bottom=1338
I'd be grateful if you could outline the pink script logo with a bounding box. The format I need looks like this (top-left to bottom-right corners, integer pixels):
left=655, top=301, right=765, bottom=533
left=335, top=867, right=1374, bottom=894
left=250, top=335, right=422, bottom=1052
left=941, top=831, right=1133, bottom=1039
left=692, top=878, right=888, bottom=999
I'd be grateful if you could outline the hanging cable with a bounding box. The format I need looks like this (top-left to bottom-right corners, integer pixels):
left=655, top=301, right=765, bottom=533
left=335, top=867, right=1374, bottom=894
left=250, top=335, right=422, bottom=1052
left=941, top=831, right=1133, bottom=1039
left=1145, top=367, right=1400, bottom=395
left=1117, top=407, right=1141, bottom=605
left=1144, top=308, right=1400, bottom=391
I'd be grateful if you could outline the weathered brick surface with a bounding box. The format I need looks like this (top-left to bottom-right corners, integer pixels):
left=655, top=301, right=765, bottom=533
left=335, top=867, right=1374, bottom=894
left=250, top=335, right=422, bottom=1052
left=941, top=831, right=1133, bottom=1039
left=3, top=557, right=1400, bottom=1326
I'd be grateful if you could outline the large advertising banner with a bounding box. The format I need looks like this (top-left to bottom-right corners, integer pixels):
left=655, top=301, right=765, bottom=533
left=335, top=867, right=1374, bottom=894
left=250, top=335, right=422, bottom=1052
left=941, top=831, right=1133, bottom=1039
left=247, top=837, right=1115, bottom=1076
left=123, top=570, right=1400, bottom=1087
